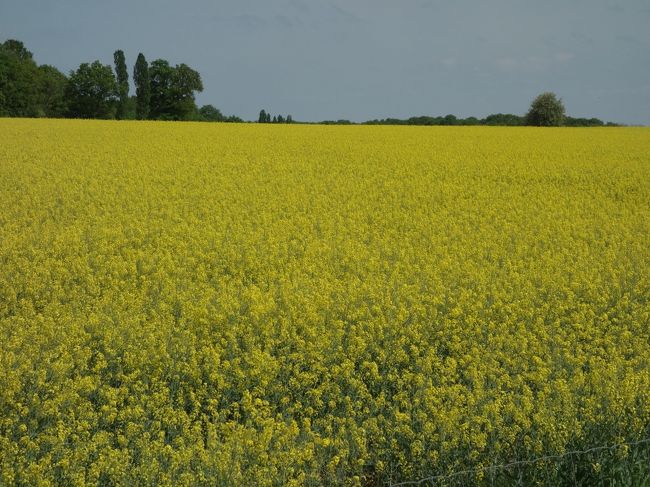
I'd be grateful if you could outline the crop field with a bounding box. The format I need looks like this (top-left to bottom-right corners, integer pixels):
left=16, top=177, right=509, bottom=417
left=1, top=119, right=649, bottom=485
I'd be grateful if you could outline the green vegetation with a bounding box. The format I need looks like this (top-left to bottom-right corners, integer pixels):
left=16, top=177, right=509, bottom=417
left=0, top=39, right=236, bottom=122
left=1, top=38, right=622, bottom=125
left=113, top=50, right=130, bottom=120
left=526, top=92, right=566, bottom=127
left=133, top=52, right=151, bottom=120
left=65, top=61, right=118, bottom=119
left=258, top=109, right=294, bottom=123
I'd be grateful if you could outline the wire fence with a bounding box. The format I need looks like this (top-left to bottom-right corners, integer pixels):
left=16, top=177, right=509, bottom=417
left=388, top=437, right=650, bottom=486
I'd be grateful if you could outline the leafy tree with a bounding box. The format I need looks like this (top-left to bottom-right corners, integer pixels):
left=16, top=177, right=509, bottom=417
left=266, top=112, right=272, bottom=123
left=277, top=114, right=285, bottom=123
left=0, top=39, right=40, bottom=116
left=0, top=40, right=68, bottom=118
left=66, top=61, right=118, bottom=119
left=198, top=104, right=224, bottom=122
left=483, top=113, right=524, bottom=126
left=441, top=114, right=458, bottom=126
left=173, top=63, right=203, bottom=119
left=461, top=116, right=480, bottom=126
left=272, top=115, right=277, bottom=123
left=526, top=92, right=565, bottom=126
left=37, top=65, right=68, bottom=117
left=286, top=115, right=293, bottom=123
left=224, top=114, right=243, bottom=123
left=2, top=39, right=33, bottom=61
left=133, top=53, right=150, bottom=120
left=258, top=109, right=267, bottom=123
left=149, top=59, right=203, bottom=120
left=113, top=50, right=129, bottom=119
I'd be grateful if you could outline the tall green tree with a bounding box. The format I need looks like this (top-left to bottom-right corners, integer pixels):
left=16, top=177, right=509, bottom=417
left=148, top=59, right=203, bottom=120
left=37, top=65, right=68, bottom=117
left=0, top=39, right=40, bottom=116
left=526, top=92, right=565, bottom=126
left=113, top=50, right=129, bottom=119
left=258, top=109, right=267, bottom=123
left=133, top=53, right=150, bottom=120
left=66, top=61, right=118, bottom=119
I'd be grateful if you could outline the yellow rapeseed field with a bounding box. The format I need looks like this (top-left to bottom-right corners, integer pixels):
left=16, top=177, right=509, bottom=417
left=1, top=119, right=649, bottom=485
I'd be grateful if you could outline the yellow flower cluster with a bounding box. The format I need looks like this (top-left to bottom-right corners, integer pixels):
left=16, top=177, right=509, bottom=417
left=1, top=119, right=649, bottom=485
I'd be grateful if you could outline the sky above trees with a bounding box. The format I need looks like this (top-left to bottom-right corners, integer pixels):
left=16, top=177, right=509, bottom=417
left=1, top=0, right=649, bottom=124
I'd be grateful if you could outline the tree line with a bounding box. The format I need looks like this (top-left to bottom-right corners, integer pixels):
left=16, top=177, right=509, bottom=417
left=337, top=94, right=616, bottom=127
left=1, top=39, right=618, bottom=126
left=0, top=39, right=240, bottom=122
left=258, top=109, right=294, bottom=124
left=301, top=94, right=617, bottom=126
left=361, top=114, right=613, bottom=127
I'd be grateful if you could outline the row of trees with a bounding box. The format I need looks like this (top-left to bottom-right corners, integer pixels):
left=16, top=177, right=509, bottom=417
left=361, top=113, right=610, bottom=127
left=0, top=39, right=237, bottom=122
left=258, top=110, right=293, bottom=124
left=362, top=94, right=613, bottom=127
left=1, top=40, right=617, bottom=126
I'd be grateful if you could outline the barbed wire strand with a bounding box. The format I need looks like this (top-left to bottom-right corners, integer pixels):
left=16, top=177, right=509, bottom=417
left=389, top=437, right=650, bottom=486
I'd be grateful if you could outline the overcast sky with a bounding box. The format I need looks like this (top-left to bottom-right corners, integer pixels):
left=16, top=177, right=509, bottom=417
left=2, top=0, right=649, bottom=124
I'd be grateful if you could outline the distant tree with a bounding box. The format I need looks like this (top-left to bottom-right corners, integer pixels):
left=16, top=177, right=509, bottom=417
left=2, top=39, right=33, bottom=60
left=147, top=59, right=174, bottom=119
left=321, top=119, right=353, bottom=125
left=564, top=116, right=604, bottom=127
left=266, top=112, right=272, bottom=123
left=286, top=115, right=293, bottom=123
left=483, top=113, right=524, bottom=126
left=258, top=109, right=267, bottom=123
left=66, top=61, right=118, bottom=119
left=173, top=63, right=203, bottom=119
left=0, top=39, right=40, bottom=116
left=526, top=92, right=565, bottom=126
left=272, top=115, right=278, bottom=123
left=198, top=104, right=224, bottom=122
left=133, top=53, right=150, bottom=120
left=277, top=114, right=285, bottom=123
left=37, top=65, right=68, bottom=117
left=148, top=59, right=203, bottom=120
left=441, top=114, right=458, bottom=126
left=113, top=50, right=129, bottom=119
left=406, top=116, right=438, bottom=126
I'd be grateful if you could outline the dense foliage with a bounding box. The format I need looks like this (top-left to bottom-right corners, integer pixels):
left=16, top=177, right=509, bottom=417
left=0, top=40, right=67, bottom=118
left=526, top=92, right=566, bottom=127
left=133, top=52, right=151, bottom=120
left=1, top=120, right=649, bottom=485
left=0, top=39, right=224, bottom=122
left=65, top=61, right=119, bottom=119
left=113, top=50, right=130, bottom=120
left=148, top=60, right=203, bottom=121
